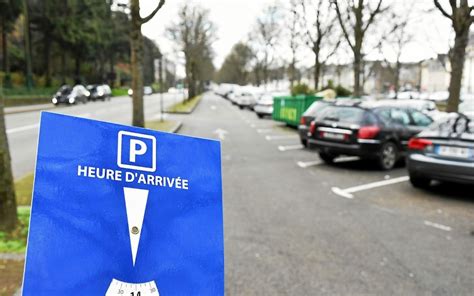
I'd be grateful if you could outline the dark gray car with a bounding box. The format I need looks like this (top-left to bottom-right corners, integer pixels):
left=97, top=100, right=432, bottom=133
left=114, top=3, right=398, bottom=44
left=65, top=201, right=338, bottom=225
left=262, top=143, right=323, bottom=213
left=407, top=113, right=474, bottom=187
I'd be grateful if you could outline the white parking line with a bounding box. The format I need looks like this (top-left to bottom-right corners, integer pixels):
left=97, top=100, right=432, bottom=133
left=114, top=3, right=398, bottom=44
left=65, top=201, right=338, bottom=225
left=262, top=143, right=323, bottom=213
left=265, top=135, right=299, bottom=141
left=297, top=160, right=322, bottom=168
left=331, top=176, right=410, bottom=199
left=296, top=156, right=359, bottom=169
left=6, top=124, right=39, bottom=134
left=424, top=220, right=452, bottom=232
left=257, top=129, right=273, bottom=134
left=278, top=144, right=304, bottom=152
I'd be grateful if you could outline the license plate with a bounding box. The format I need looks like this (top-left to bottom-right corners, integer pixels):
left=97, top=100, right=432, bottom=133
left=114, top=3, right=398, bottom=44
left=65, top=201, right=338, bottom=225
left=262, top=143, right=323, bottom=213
left=436, top=145, right=472, bottom=158
left=322, top=132, right=345, bottom=140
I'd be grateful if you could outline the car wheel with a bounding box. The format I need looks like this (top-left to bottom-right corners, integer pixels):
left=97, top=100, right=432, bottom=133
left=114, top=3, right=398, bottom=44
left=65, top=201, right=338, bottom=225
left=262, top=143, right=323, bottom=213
left=301, top=139, right=308, bottom=148
left=319, top=152, right=336, bottom=164
left=257, top=113, right=263, bottom=119
left=378, top=142, right=398, bottom=170
left=409, top=174, right=431, bottom=188
left=239, top=105, right=244, bottom=110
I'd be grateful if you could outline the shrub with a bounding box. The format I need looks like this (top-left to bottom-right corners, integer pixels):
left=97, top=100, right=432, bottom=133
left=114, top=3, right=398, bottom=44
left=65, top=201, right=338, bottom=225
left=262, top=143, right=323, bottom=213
left=291, top=83, right=314, bottom=96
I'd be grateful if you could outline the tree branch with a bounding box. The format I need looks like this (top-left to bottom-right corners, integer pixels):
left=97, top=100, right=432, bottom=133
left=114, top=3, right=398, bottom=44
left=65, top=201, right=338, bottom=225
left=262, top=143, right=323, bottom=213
left=332, top=0, right=355, bottom=50
left=140, top=0, right=165, bottom=24
left=434, top=0, right=453, bottom=20
left=362, top=0, right=384, bottom=35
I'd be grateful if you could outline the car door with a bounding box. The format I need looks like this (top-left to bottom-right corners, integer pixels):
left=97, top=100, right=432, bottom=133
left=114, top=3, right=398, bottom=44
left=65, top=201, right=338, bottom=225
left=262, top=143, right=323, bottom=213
left=408, top=109, right=433, bottom=135
left=388, top=108, right=412, bottom=152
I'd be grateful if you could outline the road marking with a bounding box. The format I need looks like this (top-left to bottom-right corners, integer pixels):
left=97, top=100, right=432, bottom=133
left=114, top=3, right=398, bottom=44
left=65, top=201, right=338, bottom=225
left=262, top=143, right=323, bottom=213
left=6, top=124, right=39, bottom=134
left=78, top=113, right=92, bottom=118
left=257, top=129, right=273, bottom=134
left=296, top=156, right=359, bottom=168
left=331, top=176, right=409, bottom=199
left=265, top=135, right=299, bottom=141
left=297, top=160, right=322, bottom=168
left=279, top=144, right=304, bottom=152
left=213, top=128, right=228, bottom=141
left=424, top=220, right=452, bottom=232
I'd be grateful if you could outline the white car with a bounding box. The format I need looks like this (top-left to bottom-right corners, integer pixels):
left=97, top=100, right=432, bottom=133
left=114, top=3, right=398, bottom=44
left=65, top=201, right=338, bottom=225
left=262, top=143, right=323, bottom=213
left=253, top=92, right=289, bottom=118
left=459, top=100, right=474, bottom=117
left=128, top=86, right=153, bottom=96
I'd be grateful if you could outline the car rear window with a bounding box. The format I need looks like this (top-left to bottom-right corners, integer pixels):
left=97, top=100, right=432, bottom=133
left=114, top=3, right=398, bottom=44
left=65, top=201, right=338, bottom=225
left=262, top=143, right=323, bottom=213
left=316, top=106, right=373, bottom=124
left=304, top=101, right=330, bottom=117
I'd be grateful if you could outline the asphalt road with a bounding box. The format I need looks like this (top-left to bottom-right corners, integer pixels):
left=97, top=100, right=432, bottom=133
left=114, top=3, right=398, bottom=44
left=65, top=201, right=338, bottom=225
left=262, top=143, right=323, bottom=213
left=179, top=93, right=474, bottom=295
left=5, top=93, right=182, bottom=179
left=5, top=92, right=474, bottom=294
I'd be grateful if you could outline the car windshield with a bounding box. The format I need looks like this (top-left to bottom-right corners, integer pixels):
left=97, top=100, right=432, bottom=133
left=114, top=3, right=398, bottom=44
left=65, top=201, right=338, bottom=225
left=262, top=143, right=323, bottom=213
left=431, top=113, right=474, bottom=134
left=304, top=101, right=330, bottom=117
left=459, top=101, right=474, bottom=113
left=317, top=106, right=368, bottom=124
left=58, top=86, right=72, bottom=95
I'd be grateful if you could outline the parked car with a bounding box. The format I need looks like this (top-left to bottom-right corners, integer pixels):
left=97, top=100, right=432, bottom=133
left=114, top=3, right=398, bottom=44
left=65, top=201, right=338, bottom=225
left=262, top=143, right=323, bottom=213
left=87, top=84, right=112, bottom=101
left=307, top=101, right=433, bottom=170
left=298, top=100, right=335, bottom=147
left=253, top=92, right=289, bottom=119
left=128, top=86, right=153, bottom=96
left=376, top=99, right=447, bottom=121
left=407, top=113, right=474, bottom=187
left=459, top=100, right=474, bottom=117
left=52, top=85, right=89, bottom=105
left=234, top=90, right=259, bottom=109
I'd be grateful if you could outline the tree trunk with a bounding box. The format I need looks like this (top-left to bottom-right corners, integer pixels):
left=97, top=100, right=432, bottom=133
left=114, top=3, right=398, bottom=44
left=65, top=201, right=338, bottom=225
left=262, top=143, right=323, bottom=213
left=60, top=52, right=66, bottom=85
left=0, top=92, right=17, bottom=232
left=130, top=0, right=145, bottom=127
left=74, top=54, right=81, bottom=83
left=353, top=53, right=362, bottom=97
left=314, top=52, right=321, bottom=91
left=1, top=20, right=11, bottom=88
left=447, top=28, right=469, bottom=112
left=43, top=34, right=51, bottom=87
left=394, top=61, right=401, bottom=100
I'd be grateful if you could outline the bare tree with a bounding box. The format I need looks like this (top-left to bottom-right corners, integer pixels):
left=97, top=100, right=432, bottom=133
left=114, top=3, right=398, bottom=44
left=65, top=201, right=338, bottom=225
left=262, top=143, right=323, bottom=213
left=434, top=0, right=474, bottom=112
left=167, top=4, right=216, bottom=100
left=250, top=5, right=281, bottom=87
left=288, top=0, right=300, bottom=88
left=130, top=0, right=165, bottom=127
left=301, top=0, right=340, bottom=90
left=333, top=0, right=386, bottom=97
left=377, top=4, right=415, bottom=99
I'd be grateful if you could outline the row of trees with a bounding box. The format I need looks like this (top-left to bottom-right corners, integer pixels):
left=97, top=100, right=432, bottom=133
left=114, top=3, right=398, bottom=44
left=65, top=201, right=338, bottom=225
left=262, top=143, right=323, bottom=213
left=217, top=0, right=474, bottom=113
left=0, top=0, right=167, bottom=89
left=0, top=0, right=168, bottom=231
left=167, top=3, right=216, bottom=99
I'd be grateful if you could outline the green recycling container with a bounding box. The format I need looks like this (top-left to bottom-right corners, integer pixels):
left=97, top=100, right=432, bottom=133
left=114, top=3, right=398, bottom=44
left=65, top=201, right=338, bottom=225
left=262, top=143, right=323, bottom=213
left=272, top=95, right=322, bottom=127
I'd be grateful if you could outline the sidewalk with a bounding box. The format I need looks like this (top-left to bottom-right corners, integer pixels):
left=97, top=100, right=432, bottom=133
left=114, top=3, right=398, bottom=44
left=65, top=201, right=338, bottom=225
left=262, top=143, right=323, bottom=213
left=5, top=104, right=55, bottom=115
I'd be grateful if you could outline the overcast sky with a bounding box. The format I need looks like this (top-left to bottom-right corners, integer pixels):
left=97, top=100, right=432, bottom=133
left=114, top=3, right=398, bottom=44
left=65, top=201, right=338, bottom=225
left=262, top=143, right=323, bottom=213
left=140, top=0, right=456, bottom=76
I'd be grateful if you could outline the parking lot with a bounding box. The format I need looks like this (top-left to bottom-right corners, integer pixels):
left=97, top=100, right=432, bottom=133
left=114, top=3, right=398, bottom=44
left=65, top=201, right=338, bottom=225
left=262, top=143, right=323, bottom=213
left=177, top=92, right=474, bottom=295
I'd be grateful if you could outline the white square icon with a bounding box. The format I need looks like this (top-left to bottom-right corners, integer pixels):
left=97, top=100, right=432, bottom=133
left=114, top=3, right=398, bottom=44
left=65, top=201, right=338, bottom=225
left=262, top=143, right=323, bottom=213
left=117, top=131, right=157, bottom=172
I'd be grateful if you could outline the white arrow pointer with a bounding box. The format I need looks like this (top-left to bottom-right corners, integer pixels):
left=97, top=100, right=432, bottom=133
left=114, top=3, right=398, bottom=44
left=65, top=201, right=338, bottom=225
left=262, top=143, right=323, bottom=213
left=123, top=187, right=149, bottom=266
left=213, top=128, right=228, bottom=141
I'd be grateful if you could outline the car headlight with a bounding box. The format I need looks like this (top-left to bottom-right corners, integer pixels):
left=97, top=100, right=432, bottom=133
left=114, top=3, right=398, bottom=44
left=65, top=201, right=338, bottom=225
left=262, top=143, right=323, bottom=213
left=68, top=97, right=75, bottom=104
left=98, top=91, right=104, bottom=96
left=128, top=89, right=133, bottom=95
left=52, top=98, right=58, bottom=104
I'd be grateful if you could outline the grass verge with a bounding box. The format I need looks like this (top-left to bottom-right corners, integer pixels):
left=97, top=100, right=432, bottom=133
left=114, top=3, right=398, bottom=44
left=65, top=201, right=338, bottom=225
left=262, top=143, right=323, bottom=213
left=0, top=207, right=30, bottom=253
left=165, top=95, right=202, bottom=113
left=146, top=120, right=180, bottom=132
left=15, top=174, right=34, bottom=207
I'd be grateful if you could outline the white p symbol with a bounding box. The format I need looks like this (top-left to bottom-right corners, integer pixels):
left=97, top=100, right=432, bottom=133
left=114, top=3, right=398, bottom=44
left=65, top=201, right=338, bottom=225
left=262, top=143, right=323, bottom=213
left=129, top=139, right=147, bottom=163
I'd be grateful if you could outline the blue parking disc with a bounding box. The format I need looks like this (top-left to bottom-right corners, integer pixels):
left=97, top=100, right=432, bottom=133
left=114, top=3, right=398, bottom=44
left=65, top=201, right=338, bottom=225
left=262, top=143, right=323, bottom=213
left=22, top=112, right=224, bottom=295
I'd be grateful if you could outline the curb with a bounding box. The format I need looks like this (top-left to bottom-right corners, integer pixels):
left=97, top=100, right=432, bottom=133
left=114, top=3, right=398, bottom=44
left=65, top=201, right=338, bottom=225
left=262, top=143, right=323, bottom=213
left=164, top=96, right=202, bottom=115
left=171, top=121, right=183, bottom=133
left=5, top=104, right=56, bottom=115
